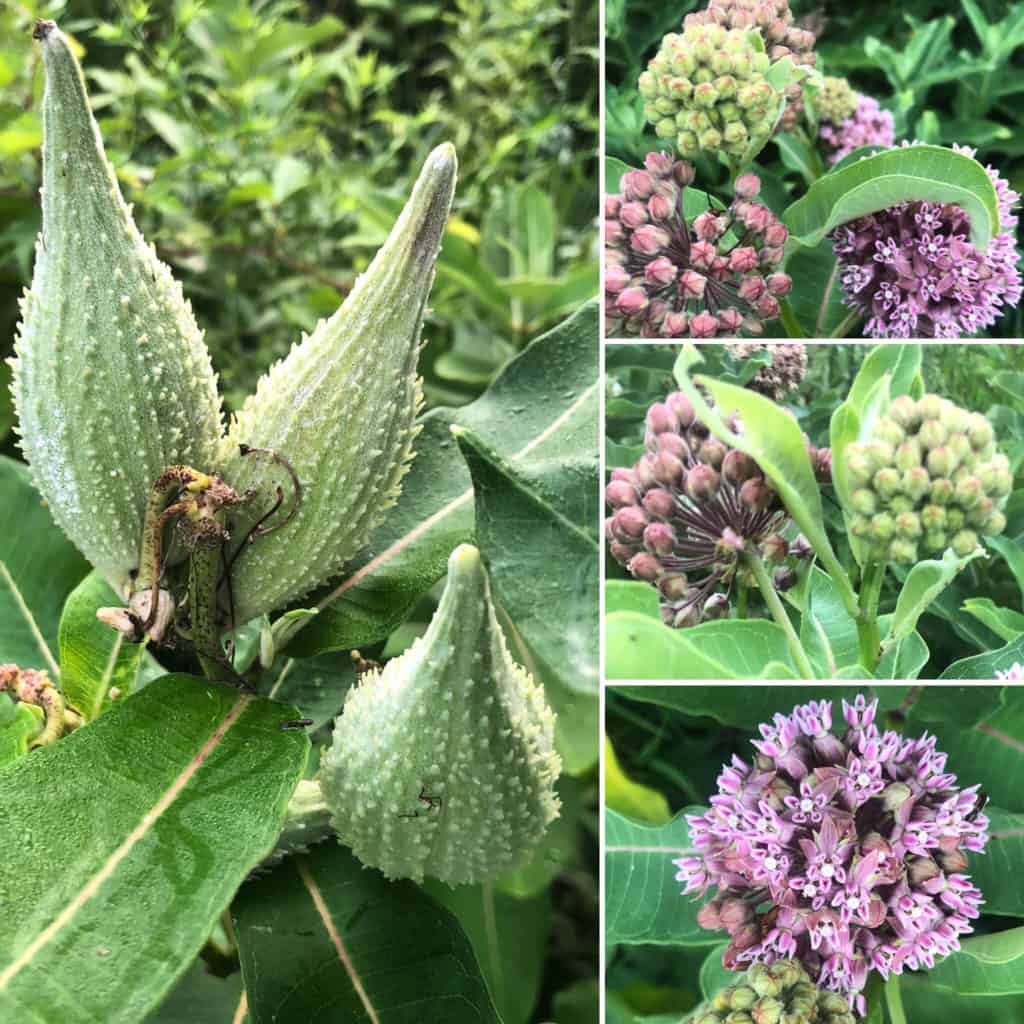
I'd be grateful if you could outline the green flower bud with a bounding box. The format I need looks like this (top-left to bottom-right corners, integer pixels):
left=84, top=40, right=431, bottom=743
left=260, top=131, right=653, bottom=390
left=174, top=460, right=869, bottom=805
left=931, top=477, right=955, bottom=505
left=752, top=998, right=783, bottom=1024
left=948, top=433, right=972, bottom=466
left=895, top=439, right=922, bottom=471
left=967, top=413, right=995, bottom=450
left=918, top=419, right=947, bottom=450
left=889, top=538, right=918, bottom=564
left=921, top=504, right=946, bottom=531
left=320, top=545, right=560, bottom=884
left=986, top=510, right=1007, bottom=535
left=951, top=529, right=978, bottom=557
left=895, top=511, right=922, bottom=538
left=966, top=496, right=994, bottom=527
left=874, top=417, right=904, bottom=447
left=850, top=488, right=877, bottom=515
left=865, top=440, right=894, bottom=470
left=888, top=494, right=914, bottom=515
left=223, top=143, right=457, bottom=622
left=918, top=394, right=943, bottom=420
left=730, top=987, right=757, bottom=1010
left=902, top=467, right=931, bottom=502
left=850, top=514, right=871, bottom=539
left=923, top=530, right=946, bottom=552
left=954, top=475, right=983, bottom=509
left=926, top=446, right=956, bottom=478
left=888, top=395, right=921, bottom=430
left=873, top=467, right=901, bottom=499
left=870, top=512, right=895, bottom=541
left=845, top=450, right=873, bottom=487
left=12, top=23, right=223, bottom=593
left=816, top=76, right=858, bottom=124
left=946, top=507, right=966, bottom=531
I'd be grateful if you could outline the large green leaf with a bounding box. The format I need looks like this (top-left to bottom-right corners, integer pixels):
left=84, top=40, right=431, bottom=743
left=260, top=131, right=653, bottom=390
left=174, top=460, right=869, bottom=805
left=780, top=240, right=847, bottom=337
left=922, top=927, right=1024, bottom=997
left=147, top=958, right=245, bottom=1024
left=605, top=809, right=717, bottom=947
left=454, top=427, right=598, bottom=698
left=285, top=301, right=599, bottom=658
left=940, top=634, right=1024, bottom=679
left=0, top=455, right=89, bottom=673
left=605, top=614, right=799, bottom=680
left=0, top=675, right=307, bottom=1023
left=796, top=566, right=862, bottom=677
left=971, top=807, right=1024, bottom=918
left=425, top=880, right=549, bottom=1024
left=57, top=571, right=158, bottom=721
left=232, top=843, right=501, bottom=1024
left=614, top=684, right=910, bottom=732
left=923, top=689, right=1024, bottom=813
left=673, top=348, right=858, bottom=620
left=784, top=145, right=1000, bottom=251
left=0, top=696, right=41, bottom=766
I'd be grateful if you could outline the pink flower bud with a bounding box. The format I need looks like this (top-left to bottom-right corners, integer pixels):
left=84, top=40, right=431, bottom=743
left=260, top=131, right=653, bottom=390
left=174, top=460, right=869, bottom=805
left=734, top=173, right=761, bottom=199
left=642, top=487, right=676, bottom=519
left=722, top=449, right=759, bottom=484
left=646, top=401, right=678, bottom=435
left=689, top=240, right=717, bottom=270
left=636, top=453, right=658, bottom=488
left=694, top=211, right=724, bottom=242
left=653, top=451, right=685, bottom=486
left=643, top=521, right=676, bottom=555
left=604, top=195, right=623, bottom=218
left=756, top=293, right=780, bottom=318
left=619, top=201, right=649, bottom=229
left=678, top=269, right=707, bottom=301
left=738, top=275, right=766, bottom=301
left=605, top=219, right=624, bottom=245
left=612, top=505, right=648, bottom=539
left=622, top=169, right=656, bottom=201
left=662, top=312, right=689, bottom=337
left=766, top=272, right=792, bottom=296
left=605, top=265, right=630, bottom=294
left=645, top=257, right=678, bottom=287
left=644, top=151, right=675, bottom=177
left=631, top=224, right=670, bottom=255
left=728, top=246, right=759, bottom=274
left=647, top=192, right=674, bottom=221
left=616, top=286, right=649, bottom=315
left=673, top=160, right=696, bottom=187
left=760, top=246, right=785, bottom=266
left=666, top=392, right=696, bottom=428
left=739, top=477, right=774, bottom=512
left=686, top=463, right=720, bottom=501
left=605, top=480, right=637, bottom=508
left=608, top=541, right=636, bottom=564
left=628, top=552, right=662, bottom=581
left=743, top=204, right=772, bottom=232
left=764, top=222, right=789, bottom=246
left=690, top=310, right=719, bottom=338
left=658, top=574, right=689, bottom=601
left=718, top=308, right=744, bottom=333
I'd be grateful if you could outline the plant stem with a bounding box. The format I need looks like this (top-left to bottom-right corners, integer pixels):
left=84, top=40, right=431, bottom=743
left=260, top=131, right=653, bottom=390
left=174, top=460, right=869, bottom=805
left=743, top=549, right=815, bottom=679
left=857, top=560, right=885, bottom=671
left=885, top=974, right=907, bottom=1024
left=736, top=580, right=749, bottom=619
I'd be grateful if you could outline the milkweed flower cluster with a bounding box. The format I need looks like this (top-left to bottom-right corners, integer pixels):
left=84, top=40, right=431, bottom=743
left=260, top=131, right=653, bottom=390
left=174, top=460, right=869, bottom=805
left=673, top=695, right=990, bottom=1011
left=819, top=95, right=894, bottom=166
left=605, top=154, right=792, bottom=338
left=831, top=145, right=1022, bottom=338
left=843, top=393, right=1008, bottom=565
left=995, top=663, right=1024, bottom=681
left=605, top=391, right=827, bottom=626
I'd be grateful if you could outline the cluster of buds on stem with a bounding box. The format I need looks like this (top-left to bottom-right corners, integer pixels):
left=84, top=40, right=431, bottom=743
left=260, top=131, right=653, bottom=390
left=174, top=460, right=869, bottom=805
left=675, top=696, right=989, bottom=1011
left=688, top=960, right=856, bottom=1024
left=685, top=0, right=817, bottom=132
left=844, top=395, right=1009, bottom=564
left=605, top=156, right=792, bottom=338
left=639, top=24, right=782, bottom=160
left=814, top=77, right=858, bottom=126
left=726, top=343, right=808, bottom=400
left=605, top=391, right=828, bottom=626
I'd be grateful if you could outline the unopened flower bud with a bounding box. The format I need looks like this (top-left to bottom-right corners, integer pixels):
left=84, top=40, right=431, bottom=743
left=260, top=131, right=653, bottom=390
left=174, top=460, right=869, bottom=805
left=687, top=463, right=722, bottom=501
left=951, top=529, right=978, bottom=557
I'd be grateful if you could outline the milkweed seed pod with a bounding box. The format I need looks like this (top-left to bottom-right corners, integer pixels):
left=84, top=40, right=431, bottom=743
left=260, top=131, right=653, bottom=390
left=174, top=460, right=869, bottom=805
left=319, top=545, right=561, bottom=884
left=604, top=391, right=827, bottom=626
left=11, top=22, right=223, bottom=595
left=221, top=143, right=457, bottom=623
left=686, top=960, right=856, bottom=1024
left=685, top=0, right=817, bottom=133
left=638, top=25, right=783, bottom=161
left=814, top=76, right=858, bottom=126
left=844, top=394, right=1009, bottom=564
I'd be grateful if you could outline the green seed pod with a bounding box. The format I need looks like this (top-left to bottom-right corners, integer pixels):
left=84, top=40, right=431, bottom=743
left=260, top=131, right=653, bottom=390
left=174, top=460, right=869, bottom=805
left=319, top=545, right=560, bottom=884
left=221, top=143, right=457, bottom=623
left=952, top=529, right=978, bottom=557
left=12, top=22, right=223, bottom=594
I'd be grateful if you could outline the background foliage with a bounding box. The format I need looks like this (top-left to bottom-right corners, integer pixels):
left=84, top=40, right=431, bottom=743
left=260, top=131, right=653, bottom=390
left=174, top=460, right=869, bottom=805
left=0, top=0, right=598, bottom=419
left=605, top=684, right=1024, bottom=1023
left=605, top=343, right=1024, bottom=678
left=605, top=0, right=1024, bottom=337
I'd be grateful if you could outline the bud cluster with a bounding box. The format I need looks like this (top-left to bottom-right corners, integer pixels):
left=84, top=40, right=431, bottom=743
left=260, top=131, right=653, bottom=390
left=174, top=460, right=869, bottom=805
left=818, top=94, right=894, bottom=167
left=605, top=155, right=792, bottom=338
left=843, top=394, right=1009, bottom=564
left=605, top=392, right=828, bottom=627
left=685, top=0, right=817, bottom=132
left=638, top=24, right=782, bottom=160
left=814, top=77, right=858, bottom=127
left=675, top=695, right=989, bottom=1010
left=690, top=960, right=856, bottom=1024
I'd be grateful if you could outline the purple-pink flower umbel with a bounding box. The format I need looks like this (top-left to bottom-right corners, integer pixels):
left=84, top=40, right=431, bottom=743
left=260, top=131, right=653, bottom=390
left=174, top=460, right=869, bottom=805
left=673, top=695, right=989, bottom=1011
left=605, top=391, right=827, bottom=627
left=605, top=153, right=792, bottom=338
left=819, top=95, right=894, bottom=166
left=832, top=145, right=1022, bottom=338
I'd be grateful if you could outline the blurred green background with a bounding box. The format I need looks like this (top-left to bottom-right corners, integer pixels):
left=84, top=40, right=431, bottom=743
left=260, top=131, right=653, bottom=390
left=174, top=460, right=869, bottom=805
left=0, top=0, right=598, bottom=442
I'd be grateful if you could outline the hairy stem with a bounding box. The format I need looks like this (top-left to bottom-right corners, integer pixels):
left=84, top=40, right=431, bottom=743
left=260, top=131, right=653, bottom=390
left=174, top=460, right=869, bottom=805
left=857, top=560, right=885, bottom=671
left=743, top=549, right=815, bottom=679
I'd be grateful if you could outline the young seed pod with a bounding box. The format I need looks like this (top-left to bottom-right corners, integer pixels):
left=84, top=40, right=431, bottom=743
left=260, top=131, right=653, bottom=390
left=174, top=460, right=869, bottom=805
left=12, top=23, right=223, bottom=593
left=319, top=545, right=560, bottom=884
left=222, top=143, right=457, bottom=622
